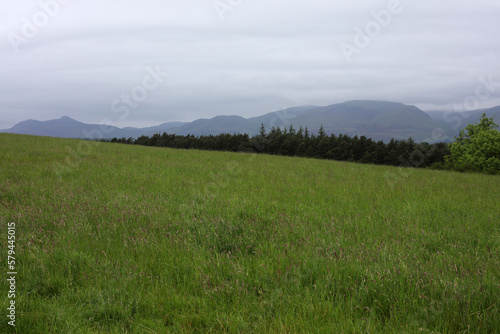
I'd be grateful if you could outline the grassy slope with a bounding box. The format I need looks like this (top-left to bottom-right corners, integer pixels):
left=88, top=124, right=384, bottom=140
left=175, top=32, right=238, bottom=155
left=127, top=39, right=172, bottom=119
left=0, top=133, right=499, bottom=333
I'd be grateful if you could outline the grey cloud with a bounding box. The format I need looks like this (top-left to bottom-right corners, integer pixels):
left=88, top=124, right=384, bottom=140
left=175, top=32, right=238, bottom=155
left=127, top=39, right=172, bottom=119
left=1, top=0, right=499, bottom=129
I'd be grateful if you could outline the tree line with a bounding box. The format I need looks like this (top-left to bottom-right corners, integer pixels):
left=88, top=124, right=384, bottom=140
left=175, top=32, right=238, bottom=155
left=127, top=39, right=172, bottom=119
left=105, top=124, right=451, bottom=169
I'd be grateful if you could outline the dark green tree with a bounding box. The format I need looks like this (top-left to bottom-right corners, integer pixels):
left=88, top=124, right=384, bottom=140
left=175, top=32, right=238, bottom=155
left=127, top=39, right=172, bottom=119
left=259, top=123, right=266, bottom=137
left=318, top=125, right=326, bottom=138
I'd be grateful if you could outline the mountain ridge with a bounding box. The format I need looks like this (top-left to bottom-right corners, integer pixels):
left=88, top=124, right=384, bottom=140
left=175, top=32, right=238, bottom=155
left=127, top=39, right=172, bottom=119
left=2, top=101, right=498, bottom=142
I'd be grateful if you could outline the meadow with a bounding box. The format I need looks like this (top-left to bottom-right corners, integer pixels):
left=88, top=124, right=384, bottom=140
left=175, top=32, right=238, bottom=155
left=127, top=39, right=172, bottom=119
left=0, top=133, right=499, bottom=333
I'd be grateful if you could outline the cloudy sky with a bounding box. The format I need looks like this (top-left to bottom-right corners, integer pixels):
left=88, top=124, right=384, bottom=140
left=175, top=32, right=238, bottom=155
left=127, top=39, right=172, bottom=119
left=1, top=0, right=500, bottom=129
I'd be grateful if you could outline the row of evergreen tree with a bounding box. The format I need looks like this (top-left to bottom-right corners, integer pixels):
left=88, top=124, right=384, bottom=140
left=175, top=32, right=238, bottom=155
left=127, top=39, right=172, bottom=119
left=106, top=125, right=450, bottom=168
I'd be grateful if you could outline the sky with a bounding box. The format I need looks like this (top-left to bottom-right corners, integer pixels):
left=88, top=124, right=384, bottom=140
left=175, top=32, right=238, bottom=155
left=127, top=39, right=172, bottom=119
left=1, top=0, right=500, bottom=129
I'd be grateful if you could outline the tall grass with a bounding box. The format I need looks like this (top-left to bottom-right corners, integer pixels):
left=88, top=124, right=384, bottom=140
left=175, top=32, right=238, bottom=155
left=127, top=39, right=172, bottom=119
left=0, top=133, right=499, bottom=333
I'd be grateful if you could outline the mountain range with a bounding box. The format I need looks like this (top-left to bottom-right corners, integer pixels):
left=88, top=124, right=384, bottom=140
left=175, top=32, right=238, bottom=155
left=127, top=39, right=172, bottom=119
left=2, top=101, right=499, bottom=142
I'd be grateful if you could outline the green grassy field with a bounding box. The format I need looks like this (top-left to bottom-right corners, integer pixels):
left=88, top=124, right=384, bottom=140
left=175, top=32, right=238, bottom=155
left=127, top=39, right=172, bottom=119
left=0, top=133, right=499, bottom=333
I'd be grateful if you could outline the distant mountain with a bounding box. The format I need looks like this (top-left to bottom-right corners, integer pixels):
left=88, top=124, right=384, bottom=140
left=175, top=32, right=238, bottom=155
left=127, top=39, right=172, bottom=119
left=171, top=105, right=318, bottom=136
left=123, top=121, right=188, bottom=138
left=2, top=116, right=119, bottom=138
left=288, top=101, right=454, bottom=142
left=171, top=101, right=456, bottom=142
left=0, top=116, right=187, bottom=139
left=0, top=105, right=319, bottom=139
left=425, top=106, right=500, bottom=138
left=2, top=101, right=498, bottom=142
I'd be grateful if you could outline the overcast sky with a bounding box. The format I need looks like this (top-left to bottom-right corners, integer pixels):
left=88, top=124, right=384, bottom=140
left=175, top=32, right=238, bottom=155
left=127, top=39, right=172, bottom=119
left=1, top=0, right=500, bottom=129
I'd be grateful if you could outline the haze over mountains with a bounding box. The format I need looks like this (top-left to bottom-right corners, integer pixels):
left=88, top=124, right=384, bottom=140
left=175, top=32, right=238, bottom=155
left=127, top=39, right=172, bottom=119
left=2, top=101, right=499, bottom=143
